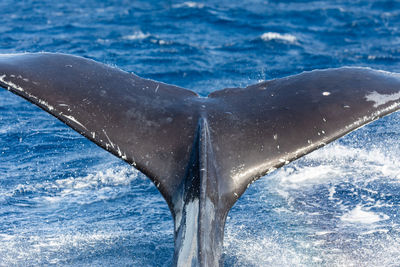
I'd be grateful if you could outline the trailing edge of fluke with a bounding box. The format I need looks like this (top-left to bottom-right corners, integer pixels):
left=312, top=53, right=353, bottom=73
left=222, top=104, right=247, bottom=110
left=1, top=53, right=400, bottom=266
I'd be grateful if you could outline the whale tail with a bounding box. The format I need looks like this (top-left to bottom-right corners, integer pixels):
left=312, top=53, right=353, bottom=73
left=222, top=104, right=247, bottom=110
left=1, top=53, right=400, bottom=266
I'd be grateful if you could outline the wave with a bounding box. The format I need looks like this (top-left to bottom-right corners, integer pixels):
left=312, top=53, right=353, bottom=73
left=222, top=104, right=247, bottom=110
left=11, top=166, right=141, bottom=205
left=172, top=2, right=205, bottom=9
left=271, top=142, right=400, bottom=191
left=122, top=30, right=150, bottom=41
left=260, top=32, right=298, bottom=44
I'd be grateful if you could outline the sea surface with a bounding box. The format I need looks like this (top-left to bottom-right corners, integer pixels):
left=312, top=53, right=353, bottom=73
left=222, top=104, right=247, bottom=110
left=1, top=0, right=400, bottom=266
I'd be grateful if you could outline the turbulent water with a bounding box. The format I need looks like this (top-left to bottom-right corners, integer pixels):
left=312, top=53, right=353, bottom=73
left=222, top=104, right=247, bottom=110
left=1, top=0, right=400, bottom=266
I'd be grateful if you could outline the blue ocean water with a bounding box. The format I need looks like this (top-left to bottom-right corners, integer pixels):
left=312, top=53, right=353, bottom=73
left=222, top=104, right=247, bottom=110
left=0, top=0, right=400, bottom=266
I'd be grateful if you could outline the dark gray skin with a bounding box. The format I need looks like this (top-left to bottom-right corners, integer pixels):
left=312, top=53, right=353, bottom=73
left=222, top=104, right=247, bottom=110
left=1, top=53, right=400, bottom=266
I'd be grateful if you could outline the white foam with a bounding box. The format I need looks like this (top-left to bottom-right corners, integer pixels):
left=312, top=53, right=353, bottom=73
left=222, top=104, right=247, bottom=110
left=225, top=215, right=400, bottom=266
left=314, top=231, right=333, bottom=236
left=224, top=230, right=305, bottom=266
left=261, top=32, right=297, bottom=44
left=266, top=143, right=400, bottom=204
left=297, top=144, right=400, bottom=180
left=173, top=2, right=205, bottom=8
left=341, top=205, right=389, bottom=224
left=13, top=167, right=139, bottom=205
left=123, top=30, right=150, bottom=40
left=0, top=229, right=129, bottom=265
left=277, top=165, right=341, bottom=189
left=150, top=39, right=169, bottom=45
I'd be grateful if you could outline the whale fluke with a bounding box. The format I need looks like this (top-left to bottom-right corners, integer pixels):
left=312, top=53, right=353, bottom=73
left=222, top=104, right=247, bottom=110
left=1, top=53, right=400, bottom=266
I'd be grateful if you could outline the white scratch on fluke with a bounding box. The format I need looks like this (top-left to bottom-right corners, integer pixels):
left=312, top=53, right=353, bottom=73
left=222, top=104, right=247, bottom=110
left=0, top=75, right=54, bottom=112
left=322, top=91, right=331, bottom=96
left=0, top=75, right=24, bottom=92
left=116, top=145, right=125, bottom=158
left=345, top=101, right=400, bottom=130
left=365, top=91, right=400, bottom=108
left=63, top=115, right=87, bottom=130
left=102, top=129, right=115, bottom=149
left=38, top=99, right=55, bottom=111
